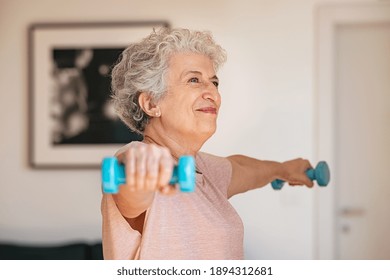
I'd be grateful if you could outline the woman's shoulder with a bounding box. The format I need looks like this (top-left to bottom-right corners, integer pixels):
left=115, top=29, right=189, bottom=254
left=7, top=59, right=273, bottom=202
left=196, top=151, right=223, bottom=161
left=196, top=152, right=232, bottom=175
left=195, top=152, right=232, bottom=197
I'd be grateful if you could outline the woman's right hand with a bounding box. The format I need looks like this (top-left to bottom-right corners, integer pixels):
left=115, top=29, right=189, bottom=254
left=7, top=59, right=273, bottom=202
left=113, top=141, right=176, bottom=218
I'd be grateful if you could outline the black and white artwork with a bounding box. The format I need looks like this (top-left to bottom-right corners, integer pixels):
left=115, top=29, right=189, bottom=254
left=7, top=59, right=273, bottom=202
left=51, top=48, right=142, bottom=145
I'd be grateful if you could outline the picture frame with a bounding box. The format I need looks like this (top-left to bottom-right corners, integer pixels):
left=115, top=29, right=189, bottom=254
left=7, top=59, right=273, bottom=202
left=28, top=21, right=169, bottom=168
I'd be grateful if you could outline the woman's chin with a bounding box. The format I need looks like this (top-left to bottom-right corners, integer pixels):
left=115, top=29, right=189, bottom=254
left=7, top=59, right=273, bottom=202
left=197, top=125, right=217, bottom=140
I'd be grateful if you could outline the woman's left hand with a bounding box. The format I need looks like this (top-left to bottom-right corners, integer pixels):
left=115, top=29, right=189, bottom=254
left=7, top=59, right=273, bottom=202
left=280, top=158, right=314, bottom=188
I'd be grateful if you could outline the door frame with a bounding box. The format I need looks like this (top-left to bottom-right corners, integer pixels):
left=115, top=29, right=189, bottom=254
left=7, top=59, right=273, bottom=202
left=315, top=2, right=390, bottom=259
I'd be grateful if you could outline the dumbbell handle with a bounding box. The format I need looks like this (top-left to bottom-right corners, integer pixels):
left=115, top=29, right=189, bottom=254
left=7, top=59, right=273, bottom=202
left=271, top=161, right=330, bottom=190
left=101, top=155, right=195, bottom=194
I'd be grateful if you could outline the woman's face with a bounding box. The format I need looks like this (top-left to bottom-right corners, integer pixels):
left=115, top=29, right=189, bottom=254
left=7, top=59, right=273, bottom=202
left=158, top=53, right=221, bottom=143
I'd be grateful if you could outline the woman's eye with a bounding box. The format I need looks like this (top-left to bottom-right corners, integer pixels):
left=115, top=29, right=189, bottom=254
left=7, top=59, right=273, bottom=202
left=212, top=81, right=219, bottom=88
left=189, top=77, right=199, bottom=83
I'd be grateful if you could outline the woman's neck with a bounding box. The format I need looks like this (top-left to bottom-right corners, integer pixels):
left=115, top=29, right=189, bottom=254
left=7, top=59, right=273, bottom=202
left=142, top=126, right=205, bottom=160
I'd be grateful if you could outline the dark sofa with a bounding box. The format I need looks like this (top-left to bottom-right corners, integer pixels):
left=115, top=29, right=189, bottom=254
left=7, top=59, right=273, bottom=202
left=0, top=242, right=103, bottom=260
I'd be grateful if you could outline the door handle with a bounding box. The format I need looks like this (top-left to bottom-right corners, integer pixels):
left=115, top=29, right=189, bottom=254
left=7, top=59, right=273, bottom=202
left=339, top=207, right=365, bottom=217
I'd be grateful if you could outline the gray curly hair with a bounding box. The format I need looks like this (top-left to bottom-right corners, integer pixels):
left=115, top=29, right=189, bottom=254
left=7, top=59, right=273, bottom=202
left=111, top=27, right=227, bottom=135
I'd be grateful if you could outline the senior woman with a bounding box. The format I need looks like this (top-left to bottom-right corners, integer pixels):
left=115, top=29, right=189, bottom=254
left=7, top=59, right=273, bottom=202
left=101, top=27, right=314, bottom=260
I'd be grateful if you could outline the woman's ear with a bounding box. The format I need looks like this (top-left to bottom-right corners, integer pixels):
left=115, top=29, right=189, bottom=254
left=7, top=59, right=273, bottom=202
left=138, top=92, right=161, bottom=117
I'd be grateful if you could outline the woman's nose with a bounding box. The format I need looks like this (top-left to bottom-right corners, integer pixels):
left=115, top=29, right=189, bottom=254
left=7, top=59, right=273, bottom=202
left=201, top=82, right=220, bottom=103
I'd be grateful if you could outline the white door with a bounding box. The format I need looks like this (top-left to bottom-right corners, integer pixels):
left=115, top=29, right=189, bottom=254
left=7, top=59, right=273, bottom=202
left=335, top=23, right=390, bottom=259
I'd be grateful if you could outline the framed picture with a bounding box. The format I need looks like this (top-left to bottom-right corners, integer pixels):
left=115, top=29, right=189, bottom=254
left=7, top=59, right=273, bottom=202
left=28, top=21, right=169, bottom=168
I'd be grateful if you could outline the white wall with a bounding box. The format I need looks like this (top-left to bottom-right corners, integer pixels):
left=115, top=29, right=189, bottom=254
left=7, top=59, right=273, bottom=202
left=0, top=0, right=374, bottom=259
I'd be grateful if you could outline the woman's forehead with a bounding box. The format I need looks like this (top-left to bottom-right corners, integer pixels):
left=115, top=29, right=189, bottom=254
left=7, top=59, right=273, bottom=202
left=168, top=53, right=215, bottom=76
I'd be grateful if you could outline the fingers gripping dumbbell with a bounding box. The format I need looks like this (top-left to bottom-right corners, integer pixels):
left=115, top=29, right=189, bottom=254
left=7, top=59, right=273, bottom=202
left=271, top=161, right=330, bottom=190
left=101, top=156, right=196, bottom=194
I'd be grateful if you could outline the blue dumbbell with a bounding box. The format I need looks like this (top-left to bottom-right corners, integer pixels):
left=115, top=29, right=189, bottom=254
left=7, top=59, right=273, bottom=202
left=101, top=155, right=196, bottom=194
left=271, top=161, right=330, bottom=190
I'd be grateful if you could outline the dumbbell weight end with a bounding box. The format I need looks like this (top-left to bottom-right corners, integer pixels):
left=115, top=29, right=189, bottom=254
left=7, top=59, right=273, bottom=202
left=271, top=161, right=330, bottom=190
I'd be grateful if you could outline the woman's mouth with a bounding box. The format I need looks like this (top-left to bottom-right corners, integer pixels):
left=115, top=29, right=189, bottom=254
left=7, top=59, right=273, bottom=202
left=196, top=107, right=217, bottom=114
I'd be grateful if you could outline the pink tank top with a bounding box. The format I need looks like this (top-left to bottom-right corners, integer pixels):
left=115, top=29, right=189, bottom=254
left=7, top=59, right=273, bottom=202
left=101, top=152, right=244, bottom=259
